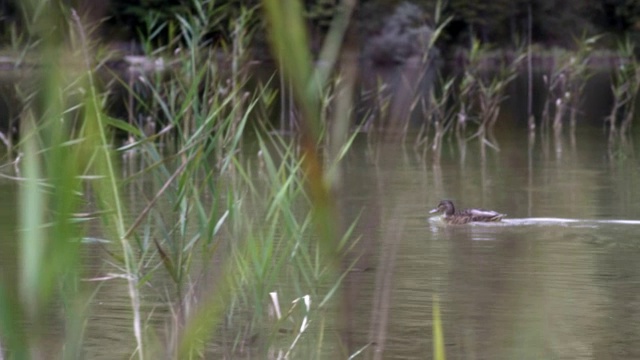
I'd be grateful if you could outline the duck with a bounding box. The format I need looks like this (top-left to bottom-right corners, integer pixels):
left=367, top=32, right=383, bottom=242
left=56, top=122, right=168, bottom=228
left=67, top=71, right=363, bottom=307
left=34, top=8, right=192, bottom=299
left=429, top=200, right=505, bottom=224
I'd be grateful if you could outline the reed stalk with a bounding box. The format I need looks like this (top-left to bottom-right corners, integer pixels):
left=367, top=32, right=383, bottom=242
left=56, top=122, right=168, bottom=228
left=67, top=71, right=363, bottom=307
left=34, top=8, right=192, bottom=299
left=1, top=2, right=365, bottom=359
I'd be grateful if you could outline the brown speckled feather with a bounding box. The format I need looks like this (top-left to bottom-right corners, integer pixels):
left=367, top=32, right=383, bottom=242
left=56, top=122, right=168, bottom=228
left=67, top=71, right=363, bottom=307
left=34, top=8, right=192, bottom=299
left=429, top=200, right=505, bottom=224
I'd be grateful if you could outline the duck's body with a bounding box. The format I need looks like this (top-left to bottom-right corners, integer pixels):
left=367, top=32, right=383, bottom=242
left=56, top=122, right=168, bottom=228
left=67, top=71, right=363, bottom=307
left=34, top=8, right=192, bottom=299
left=429, top=200, right=505, bottom=224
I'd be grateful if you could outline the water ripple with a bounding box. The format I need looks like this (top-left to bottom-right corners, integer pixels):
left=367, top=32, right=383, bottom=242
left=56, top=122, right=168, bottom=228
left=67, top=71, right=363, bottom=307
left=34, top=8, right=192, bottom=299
left=429, top=216, right=640, bottom=227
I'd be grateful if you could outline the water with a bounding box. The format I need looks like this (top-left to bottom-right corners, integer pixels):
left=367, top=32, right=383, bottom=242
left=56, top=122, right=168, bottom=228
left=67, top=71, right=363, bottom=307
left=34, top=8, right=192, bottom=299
left=2, top=95, right=640, bottom=358
left=341, top=127, right=640, bottom=359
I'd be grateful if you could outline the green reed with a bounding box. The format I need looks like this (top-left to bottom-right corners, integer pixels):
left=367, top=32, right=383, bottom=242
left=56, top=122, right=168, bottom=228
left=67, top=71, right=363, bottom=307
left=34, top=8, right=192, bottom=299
left=1, top=1, right=366, bottom=359
left=417, top=76, right=456, bottom=162
left=432, top=295, right=446, bottom=360
left=456, top=40, right=523, bottom=158
left=607, top=38, right=640, bottom=149
left=539, top=35, right=598, bottom=145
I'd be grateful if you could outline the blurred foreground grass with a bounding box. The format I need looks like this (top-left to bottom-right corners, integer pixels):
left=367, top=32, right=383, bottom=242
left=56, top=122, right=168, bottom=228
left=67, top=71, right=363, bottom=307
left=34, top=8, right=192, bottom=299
left=0, top=0, right=365, bottom=358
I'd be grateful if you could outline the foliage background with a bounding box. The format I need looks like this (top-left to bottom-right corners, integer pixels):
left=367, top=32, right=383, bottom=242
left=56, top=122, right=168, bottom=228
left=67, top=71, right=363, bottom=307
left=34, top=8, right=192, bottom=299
left=1, top=0, right=639, bottom=52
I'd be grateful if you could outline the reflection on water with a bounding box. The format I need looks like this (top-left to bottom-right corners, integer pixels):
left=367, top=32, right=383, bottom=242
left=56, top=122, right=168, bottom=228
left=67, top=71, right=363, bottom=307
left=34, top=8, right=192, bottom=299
left=430, top=216, right=640, bottom=227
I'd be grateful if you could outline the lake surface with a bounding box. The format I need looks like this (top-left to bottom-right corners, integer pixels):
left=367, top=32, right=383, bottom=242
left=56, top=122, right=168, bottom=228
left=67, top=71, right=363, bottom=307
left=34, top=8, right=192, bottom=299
left=2, top=110, right=640, bottom=358
left=338, top=124, right=640, bottom=359
left=389, top=214, right=640, bottom=359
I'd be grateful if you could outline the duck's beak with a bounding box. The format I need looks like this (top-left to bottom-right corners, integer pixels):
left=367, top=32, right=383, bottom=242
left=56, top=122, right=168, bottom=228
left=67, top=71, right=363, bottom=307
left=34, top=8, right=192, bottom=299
left=429, top=207, right=439, bottom=214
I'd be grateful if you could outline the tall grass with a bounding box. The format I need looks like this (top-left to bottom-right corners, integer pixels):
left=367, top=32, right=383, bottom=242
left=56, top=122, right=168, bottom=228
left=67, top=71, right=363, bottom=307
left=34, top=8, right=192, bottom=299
left=538, top=36, right=599, bottom=154
left=0, top=0, right=364, bottom=359
left=5, top=1, right=106, bottom=357
left=415, top=41, right=521, bottom=162
left=457, top=41, right=523, bottom=159
left=417, top=35, right=638, bottom=162
left=607, top=38, right=640, bottom=154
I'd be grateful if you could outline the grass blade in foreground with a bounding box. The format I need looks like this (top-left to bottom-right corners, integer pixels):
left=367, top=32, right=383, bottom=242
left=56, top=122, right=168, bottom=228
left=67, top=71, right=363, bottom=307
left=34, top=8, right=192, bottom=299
left=433, top=295, right=446, bottom=360
left=262, top=0, right=342, bottom=274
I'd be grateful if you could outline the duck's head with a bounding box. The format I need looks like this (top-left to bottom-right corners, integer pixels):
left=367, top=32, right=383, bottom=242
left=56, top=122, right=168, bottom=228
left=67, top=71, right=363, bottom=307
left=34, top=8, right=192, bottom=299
left=429, top=200, right=455, bottom=216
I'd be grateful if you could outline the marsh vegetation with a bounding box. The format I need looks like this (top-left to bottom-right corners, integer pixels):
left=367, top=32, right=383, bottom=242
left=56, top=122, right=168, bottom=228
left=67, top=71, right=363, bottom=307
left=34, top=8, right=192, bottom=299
left=1, top=0, right=640, bottom=359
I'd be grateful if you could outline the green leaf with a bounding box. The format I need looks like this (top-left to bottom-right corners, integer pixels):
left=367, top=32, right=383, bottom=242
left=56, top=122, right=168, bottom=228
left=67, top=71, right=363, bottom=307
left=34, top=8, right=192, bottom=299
left=104, top=116, right=144, bottom=137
